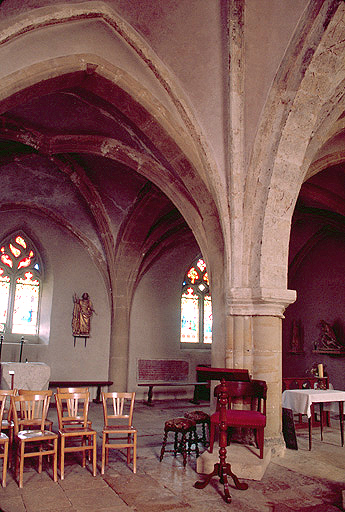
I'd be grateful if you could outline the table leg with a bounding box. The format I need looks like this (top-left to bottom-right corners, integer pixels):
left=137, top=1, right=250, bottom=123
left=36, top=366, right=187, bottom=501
left=339, top=401, right=344, bottom=447
left=308, top=417, right=312, bottom=450
left=147, top=386, right=154, bottom=406
left=319, top=403, right=323, bottom=441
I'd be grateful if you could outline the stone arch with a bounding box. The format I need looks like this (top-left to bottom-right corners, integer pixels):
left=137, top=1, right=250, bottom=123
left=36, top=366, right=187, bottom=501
left=245, top=1, right=345, bottom=309
left=0, top=11, right=226, bottom=387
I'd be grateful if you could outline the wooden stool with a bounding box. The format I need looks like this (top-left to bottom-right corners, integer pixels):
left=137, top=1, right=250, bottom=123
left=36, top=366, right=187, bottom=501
left=184, top=411, right=210, bottom=447
left=159, top=418, right=199, bottom=467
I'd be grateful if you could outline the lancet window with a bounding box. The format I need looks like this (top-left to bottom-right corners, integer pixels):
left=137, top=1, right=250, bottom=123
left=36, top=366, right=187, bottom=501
left=180, top=257, right=212, bottom=346
left=0, top=232, right=41, bottom=335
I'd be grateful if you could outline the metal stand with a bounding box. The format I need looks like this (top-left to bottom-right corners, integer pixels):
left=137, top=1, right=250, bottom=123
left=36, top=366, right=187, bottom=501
left=194, top=378, right=248, bottom=503
left=19, top=336, right=25, bottom=362
left=73, top=336, right=88, bottom=347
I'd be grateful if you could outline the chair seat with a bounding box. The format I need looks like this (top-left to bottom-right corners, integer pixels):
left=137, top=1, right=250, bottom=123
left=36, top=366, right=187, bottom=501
left=103, top=425, right=136, bottom=433
left=1, top=420, right=13, bottom=429
left=211, top=410, right=266, bottom=427
left=17, top=430, right=57, bottom=440
left=60, top=427, right=96, bottom=435
left=0, top=433, right=9, bottom=441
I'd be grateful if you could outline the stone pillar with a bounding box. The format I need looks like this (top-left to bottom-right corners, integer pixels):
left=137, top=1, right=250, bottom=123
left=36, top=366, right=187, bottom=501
left=225, top=288, right=296, bottom=454
left=108, top=304, right=129, bottom=392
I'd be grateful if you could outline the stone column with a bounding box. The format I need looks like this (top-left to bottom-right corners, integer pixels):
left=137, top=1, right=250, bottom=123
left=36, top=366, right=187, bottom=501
left=225, top=288, right=296, bottom=454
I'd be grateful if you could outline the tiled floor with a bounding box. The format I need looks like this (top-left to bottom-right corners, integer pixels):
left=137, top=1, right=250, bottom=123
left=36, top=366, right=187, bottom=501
left=0, top=399, right=344, bottom=512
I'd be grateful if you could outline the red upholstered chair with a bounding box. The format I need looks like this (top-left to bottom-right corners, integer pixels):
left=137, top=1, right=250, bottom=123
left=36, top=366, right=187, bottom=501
left=209, top=380, right=267, bottom=459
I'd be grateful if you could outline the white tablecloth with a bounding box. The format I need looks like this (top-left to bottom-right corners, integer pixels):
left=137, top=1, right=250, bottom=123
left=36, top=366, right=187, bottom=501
left=282, top=389, right=345, bottom=418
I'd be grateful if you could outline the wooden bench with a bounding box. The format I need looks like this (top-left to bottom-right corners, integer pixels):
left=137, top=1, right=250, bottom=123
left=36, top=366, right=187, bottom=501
left=49, top=380, right=113, bottom=403
left=138, top=382, right=208, bottom=406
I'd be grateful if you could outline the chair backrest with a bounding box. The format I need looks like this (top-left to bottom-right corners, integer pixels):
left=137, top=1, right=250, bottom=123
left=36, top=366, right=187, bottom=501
left=102, top=392, right=135, bottom=427
left=55, top=392, right=90, bottom=429
left=57, top=387, right=89, bottom=394
left=0, top=389, right=17, bottom=422
left=214, top=380, right=267, bottom=414
left=0, top=394, right=8, bottom=432
left=11, top=393, right=51, bottom=434
left=18, top=389, right=52, bottom=396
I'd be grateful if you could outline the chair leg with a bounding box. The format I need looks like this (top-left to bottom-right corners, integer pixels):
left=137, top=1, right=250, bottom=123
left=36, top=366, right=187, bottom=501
left=53, top=438, right=58, bottom=483
left=92, top=433, right=97, bottom=477
left=38, top=443, right=43, bottom=474
left=82, top=437, right=86, bottom=468
left=101, top=433, right=106, bottom=475
left=127, top=434, right=131, bottom=464
left=133, top=432, right=137, bottom=474
left=19, top=441, right=25, bottom=489
left=60, top=436, right=65, bottom=480
left=256, top=428, right=264, bottom=459
left=2, top=441, right=8, bottom=487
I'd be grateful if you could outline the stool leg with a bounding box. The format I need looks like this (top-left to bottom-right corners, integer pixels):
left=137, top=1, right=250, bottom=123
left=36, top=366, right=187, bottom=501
left=181, top=433, right=187, bottom=467
left=193, top=428, right=199, bottom=457
left=174, top=432, right=179, bottom=457
left=160, top=430, right=168, bottom=462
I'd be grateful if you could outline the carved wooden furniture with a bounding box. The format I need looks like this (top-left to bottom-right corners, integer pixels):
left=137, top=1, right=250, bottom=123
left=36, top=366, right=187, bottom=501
left=11, top=392, right=58, bottom=488
left=101, top=392, right=137, bottom=474
left=0, top=394, right=9, bottom=487
left=55, top=391, right=97, bottom=480
left=159, top=417, right=199, bottom=467
left=282, top=376, right=329, bottom=427
left=194, top=379, right=248, bottom=503
left=282, top=388, right=345, bottom=450
left=209, top=380, right=267, bottom=459
left=184, top=410, right=210, bottom=447
left=195, top=367, right=251, bottom=401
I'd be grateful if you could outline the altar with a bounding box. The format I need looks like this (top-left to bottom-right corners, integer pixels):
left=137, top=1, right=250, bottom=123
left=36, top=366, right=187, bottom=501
left=0, top=362, right=50, bottom=390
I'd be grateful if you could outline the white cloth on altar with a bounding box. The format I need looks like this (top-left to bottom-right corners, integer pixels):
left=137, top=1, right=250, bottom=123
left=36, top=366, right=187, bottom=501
left=282, top=389, right=345, bottom=418
left=0, top=362, right=50, bottom=390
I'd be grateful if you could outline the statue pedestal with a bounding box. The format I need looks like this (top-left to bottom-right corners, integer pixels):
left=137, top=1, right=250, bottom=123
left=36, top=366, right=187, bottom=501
left=0, top=362, right=50, bottom=390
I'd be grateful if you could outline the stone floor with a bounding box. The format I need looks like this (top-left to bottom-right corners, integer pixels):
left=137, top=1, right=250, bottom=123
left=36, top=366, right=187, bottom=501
left=0, top=398, right=345, bottom=512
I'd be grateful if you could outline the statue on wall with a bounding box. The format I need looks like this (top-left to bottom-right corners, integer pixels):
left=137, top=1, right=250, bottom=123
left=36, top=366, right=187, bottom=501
left=290, top=319, right=304, bottom=353
left=72, top=292, right=95, bottom=338
left=314, top=320, right=345, bottom=351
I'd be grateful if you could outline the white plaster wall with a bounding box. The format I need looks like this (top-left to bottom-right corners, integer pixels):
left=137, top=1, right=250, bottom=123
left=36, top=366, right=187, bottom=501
left=128, top=244, right=211, bottom=400
left=0, top=210, right=111, bottom=382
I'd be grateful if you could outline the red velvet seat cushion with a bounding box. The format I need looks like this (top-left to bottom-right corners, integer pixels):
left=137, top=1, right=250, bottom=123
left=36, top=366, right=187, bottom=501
left=211, top=410, right=266, bottom=427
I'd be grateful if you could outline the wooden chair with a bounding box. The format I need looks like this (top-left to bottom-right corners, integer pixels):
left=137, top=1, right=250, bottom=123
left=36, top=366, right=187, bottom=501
left=0, top=394, right=9, bottom=487
left=55, top=391, right=96, bottom=480
left=18, top=390, right=53, bottom=431
left=11, top=393, right=58, bottom=488
left=0, top=389, right=16, bottom=466
left=101, top=392, right=137, bottom=474
left=209, top=380, right=267, bottom=459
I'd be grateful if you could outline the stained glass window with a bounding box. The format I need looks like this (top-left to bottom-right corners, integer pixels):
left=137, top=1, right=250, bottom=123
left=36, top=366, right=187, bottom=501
left=180, top=258, right=212, bottom=346
left=0, top=233, right=41, bottom=336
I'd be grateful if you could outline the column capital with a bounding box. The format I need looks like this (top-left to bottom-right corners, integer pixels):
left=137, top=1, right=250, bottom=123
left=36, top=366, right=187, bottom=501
left=226, top=287, right=296, bottom=318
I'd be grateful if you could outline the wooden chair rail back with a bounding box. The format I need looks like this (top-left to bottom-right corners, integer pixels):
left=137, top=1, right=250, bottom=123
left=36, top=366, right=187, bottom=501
left=55, top=391, right=90, bottom=429
left=102, top=392, right=135, bottom=427
left=0, top=389, right=17, bottom=423
left=11, top=394, right=50, bottom=434
left=214, top=380, right=267, bottom=413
